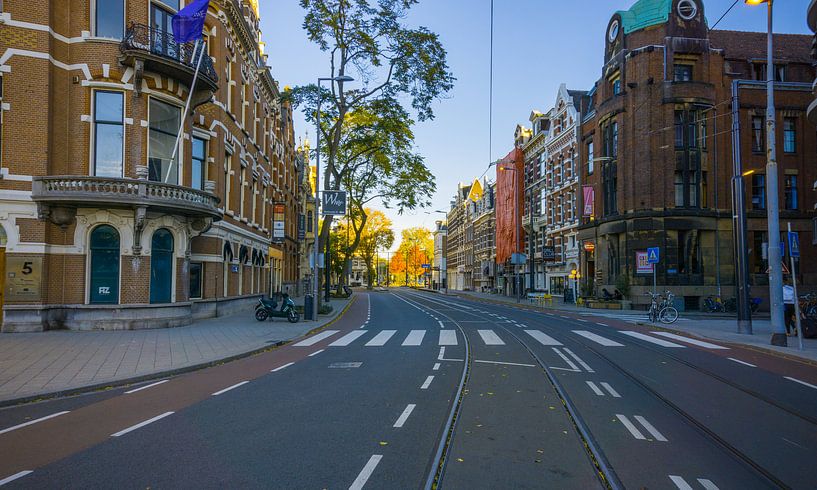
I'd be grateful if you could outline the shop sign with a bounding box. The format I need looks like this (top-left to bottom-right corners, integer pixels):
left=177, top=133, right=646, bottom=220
left=542, top=246, right=556, bottom=262
left=583, top=242, right=595, bottom=252
left=322, top=190, right=347, bottom=216
left=6, top=256, right=43, bottom=301
left=273, top=203, right=285, bottom=242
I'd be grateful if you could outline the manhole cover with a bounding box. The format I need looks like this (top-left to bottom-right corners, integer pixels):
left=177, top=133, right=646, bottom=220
left=329, top=362, right=363, bottom=369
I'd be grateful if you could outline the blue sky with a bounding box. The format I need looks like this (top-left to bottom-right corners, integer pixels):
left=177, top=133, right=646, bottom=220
left=262, top=0, right=811, bottom=249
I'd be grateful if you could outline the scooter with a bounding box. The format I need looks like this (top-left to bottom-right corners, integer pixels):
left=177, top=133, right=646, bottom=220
left=255, top=294, right=300, bottom=323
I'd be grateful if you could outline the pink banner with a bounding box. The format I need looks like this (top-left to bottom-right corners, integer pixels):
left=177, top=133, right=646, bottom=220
left=582, top=185, right=594, bottom=217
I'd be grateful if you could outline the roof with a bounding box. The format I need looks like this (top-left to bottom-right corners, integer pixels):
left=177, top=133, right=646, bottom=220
left=616, top=0, right=672, bottom=35
left=709, top=30, right=813, bottom=64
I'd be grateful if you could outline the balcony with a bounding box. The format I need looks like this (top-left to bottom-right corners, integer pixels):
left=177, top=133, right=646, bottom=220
left=32, top=177, right=222, bottom=226
left=120, top=23, right=218, bottom=105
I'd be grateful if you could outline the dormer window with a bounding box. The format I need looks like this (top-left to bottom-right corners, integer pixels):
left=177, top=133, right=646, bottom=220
left=609, top=72, right=622, bottom=96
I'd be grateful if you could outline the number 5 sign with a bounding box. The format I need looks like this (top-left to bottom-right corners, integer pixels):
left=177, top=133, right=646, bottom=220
left=5, top=256, right=43, bottom=301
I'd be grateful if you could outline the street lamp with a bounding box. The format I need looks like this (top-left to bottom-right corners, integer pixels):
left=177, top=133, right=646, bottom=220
left=745, top=0, right=786, bottom=346
left=312, top=74, right=354, bottom=321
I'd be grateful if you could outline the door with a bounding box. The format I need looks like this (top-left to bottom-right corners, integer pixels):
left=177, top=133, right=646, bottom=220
left=150, top=229, right=174, bottom=304
left=150, top=2, right=178, bottom=59
left=89, top=225, right=120, bottom=304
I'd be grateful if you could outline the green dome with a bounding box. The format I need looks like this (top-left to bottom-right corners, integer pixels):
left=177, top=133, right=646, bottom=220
left=616, top=0, right=673, bottom=34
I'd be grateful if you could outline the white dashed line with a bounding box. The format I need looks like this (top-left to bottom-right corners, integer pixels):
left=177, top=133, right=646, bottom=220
left=308, top=349, right=324, bottom=357
left=420, top=375, right=435, bottom=389
left=0, top=471, right=33, bottom=486
left=433, top=363, right=441, bottom=371
left=727, top=357, right=756, bottom=368
left=616, top=414, right=645, bottom=440
left=600, top=382, right=621, bottom=398
left=111, top=412, right=174, bottom=437
left=349, top=454, right=383, bottom=490
left=124, top=380, right=169, bottom=394
left=650, top=332, right=729, bottom=350
left=785, top=376, right=817, bottom=391
left=212, top=381, right=250, bottom=395
left=634, top=415, right=668, bottom=441
left=474, top=359, right=536, bottom=367
left=393, top=404, right=416, bottom=428
left=0, top=411, right=70, bottom=436
left=271, top=362, right=294, bottom=372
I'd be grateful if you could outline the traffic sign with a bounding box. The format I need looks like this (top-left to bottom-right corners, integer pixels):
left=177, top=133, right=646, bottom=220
left=788, top=231, right=800, bottom=258
left=647, top=247, right=660, bottom=264
left=421, top=263, right=431, bottom=269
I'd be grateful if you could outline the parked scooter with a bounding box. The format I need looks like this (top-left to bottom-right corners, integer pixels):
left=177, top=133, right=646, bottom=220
left=255, top=293, right=300, bottom=323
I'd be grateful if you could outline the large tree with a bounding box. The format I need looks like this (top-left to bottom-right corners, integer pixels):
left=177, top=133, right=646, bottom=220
left=391, top=227, right=433, bottom=287
left=355, top=209, right=395, bottom=289
left=292, top=0, right=454, bottom=292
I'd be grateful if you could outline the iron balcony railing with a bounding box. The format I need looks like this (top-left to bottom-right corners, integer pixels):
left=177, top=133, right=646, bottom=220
left=121, top=23, right=218, bottom=85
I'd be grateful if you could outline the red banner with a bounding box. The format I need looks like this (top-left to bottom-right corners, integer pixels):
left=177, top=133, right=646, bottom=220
left=582, top=185, right=594, bottom=217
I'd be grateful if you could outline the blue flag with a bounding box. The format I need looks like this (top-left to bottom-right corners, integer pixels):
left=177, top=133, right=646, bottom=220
left=172, top=0, right=210, bottom=44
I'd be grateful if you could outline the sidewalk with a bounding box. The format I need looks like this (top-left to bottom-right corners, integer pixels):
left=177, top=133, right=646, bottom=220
left=0, top=295, right=354, bottom=406
left=437, top=289, right=816, bottom=363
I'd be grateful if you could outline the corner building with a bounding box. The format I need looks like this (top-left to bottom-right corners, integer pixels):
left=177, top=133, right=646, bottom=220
left=0, top=0, right=300, bottom=331
left=578, top=0, right=817, bottom=310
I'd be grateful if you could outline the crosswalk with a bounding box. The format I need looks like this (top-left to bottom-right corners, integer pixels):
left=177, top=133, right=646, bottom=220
left=293, top=327, right=728, bottom=350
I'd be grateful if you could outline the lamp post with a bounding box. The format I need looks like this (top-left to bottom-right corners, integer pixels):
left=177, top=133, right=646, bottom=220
left=745, top=0, right=786, bottom=346
left=312, top=74, right=354, bottom=321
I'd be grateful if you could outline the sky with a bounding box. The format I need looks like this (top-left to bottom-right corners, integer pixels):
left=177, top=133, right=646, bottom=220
left=262, top=0, right=812, bottom=251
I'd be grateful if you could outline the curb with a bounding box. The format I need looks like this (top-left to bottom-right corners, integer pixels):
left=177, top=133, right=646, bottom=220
left=0, top=296, right=358, bottom=409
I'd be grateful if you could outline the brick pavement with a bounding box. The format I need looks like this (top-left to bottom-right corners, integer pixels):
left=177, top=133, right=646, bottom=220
left=0, top=296, right=353, bottom=404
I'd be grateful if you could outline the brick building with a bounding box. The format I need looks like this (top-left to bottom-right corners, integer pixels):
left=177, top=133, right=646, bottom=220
left=445, top=182, right=471, bottom=291
left=577, top=0, right=817, bottom=310
left=471, top=180, right=495, bottom=293
left=0, top=0, right=300, bottom=331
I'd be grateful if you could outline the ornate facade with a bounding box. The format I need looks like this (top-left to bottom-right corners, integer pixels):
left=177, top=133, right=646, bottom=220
left=0, top=0, right=300, bottom=330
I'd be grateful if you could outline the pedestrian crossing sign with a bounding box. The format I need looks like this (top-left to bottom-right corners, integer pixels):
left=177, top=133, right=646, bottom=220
left=647, top=247, right=660, bottom=264
left=788, top=232, right=800, bottom=258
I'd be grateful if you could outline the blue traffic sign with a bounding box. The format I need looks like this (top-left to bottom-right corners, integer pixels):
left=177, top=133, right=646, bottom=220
left=788, top=232, right=800, bottom=258
left=647, top=247, right=660, bottom=264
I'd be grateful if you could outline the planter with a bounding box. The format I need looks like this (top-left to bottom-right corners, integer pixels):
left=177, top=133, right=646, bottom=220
left=620, top=300, right=632, bottom=310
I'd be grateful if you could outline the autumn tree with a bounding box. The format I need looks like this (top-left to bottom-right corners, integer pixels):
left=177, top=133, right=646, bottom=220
left=291, top=0, right=454, bottom=294
left=392, top=227, right=433, bottom=287
left=355, top=210, right=394, bottom=290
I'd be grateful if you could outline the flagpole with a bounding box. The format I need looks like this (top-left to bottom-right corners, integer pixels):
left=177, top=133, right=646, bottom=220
left=164, top=38, right=205, bottom=183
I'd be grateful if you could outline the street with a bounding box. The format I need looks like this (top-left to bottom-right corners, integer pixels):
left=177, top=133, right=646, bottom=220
left=1, top=290, right=816, bottom=489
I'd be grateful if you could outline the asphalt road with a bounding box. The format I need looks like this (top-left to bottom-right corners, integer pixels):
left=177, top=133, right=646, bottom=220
left=1, top=289, right=816, bottom=489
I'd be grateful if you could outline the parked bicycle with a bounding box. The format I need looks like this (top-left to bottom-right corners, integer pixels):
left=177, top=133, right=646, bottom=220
left=646, top=291, right=678, bottom=324
left=704, top=295, right=762, bottom=314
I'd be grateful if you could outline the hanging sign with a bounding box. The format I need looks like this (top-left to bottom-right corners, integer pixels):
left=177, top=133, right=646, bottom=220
left=273, top=203, right=285, bottom=242
left=322, top=190, right=347, bottom=216
left=582, top=185, right=594, bottom=217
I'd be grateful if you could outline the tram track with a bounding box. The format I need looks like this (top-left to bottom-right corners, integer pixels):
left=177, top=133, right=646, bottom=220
left=403, top=290, right=790, bottom=489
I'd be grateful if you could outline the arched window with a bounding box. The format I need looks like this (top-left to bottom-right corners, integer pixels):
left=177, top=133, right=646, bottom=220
left=89, top=225, right=120, bottom=304
left=150, top=228, right=174, bottom=304
left=0, top=224, right=7, bottom=247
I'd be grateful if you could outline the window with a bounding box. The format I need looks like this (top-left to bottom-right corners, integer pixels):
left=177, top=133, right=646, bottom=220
left=751, top=116, right=764, bottom=153
left=239, top=166, right=246, bottom=217
left=752, top=231, right=768, bottom=273
left=94, top=0, right=124, bottom=39
left=0, top=75, right=3, bottom=167
left=148, top=98, right=181, bottom=184
left=307, top=209, right=314, bottom=233
left=587, top=141, right=594, bottom=175
left=612, top=77, right=621, bottom=95
left=150, top=2, right=178, bottom=59
left=752, top=63, right=786, bottom=82
left=785, top=175, right=798, bottom=210
left=678, top=230, right=701, bottom=274
left=226, top=61, right=233, bottom=112
left=602, top=121, right=618, bottom=216
left=191, top=137, right=206, bottom=190
left=673, top=64, right=693, bottom=82
left=225, top=152, right=232, bottom=211
left=674, top=108, right=704, bottom=208
left=751, top=174, right=766, bottom=210
left=675, top=172, right=684, bottom=207
left=189, top=262, right=203, bottom=299
left=93, top=91, right=124, bottom=177
left=784, top=118, right=796, bottom=153
left=674, top=111, right=685, bottom=148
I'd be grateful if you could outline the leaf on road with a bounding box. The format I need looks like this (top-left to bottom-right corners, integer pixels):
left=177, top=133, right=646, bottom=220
left=457, top=458, right=464, bottom=463
left=379, top=441, right=388, bottom=446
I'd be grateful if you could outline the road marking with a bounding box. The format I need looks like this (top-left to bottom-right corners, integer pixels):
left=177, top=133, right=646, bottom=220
left=596, top=322, right=609, bottom=327
left=524, top=330, right=563, bottom=346
left=563, top=348, right=594, bottom=372
left=586, top=381, right=604, bottom=396
left=293, top=330, right=339, bottom=346
left=271, top=362, right=294, bottom=372
left=111, top=411, right=174, bottom=437
left=634, top=415, right=668, bottom=441
left=393, top=404, right=416, bottom=428
left=601, top=382, right=621, bottom=398
left=433, top=363, right=441, bottom=371
left=0, top=411, right=70, bottom=436
left=573, top=330, right=624, bottom=347
left=212, top=381, right=250, bottom=395
left=650, top=332, right=729, bottom=350
left=697, top=479, right=720, bottom=490
left=727, top=357, right=756, bottom=368
left=785, top=376, right=817, bottom=391
left=439, top=330, right=458, bottom=345
left=669, top=476, right=694, bottom=490
left=349, top=454, right=383, bottom=490
left=0, top=471, right=33, bottom=486
left=438, top=347, right=446, bottom=360
left=474, top=360, right=535, bottom=367
left=552, top=348, right=580, bottom=372
left=477, top=329, right=505, bottom=345
left=330, top=330, right=368, bottom=346
left=616, top=414, right=646, bottom=440
left=420, top=375, right=435, bottom=389
left=575, top=318, right=589, bottom=323
left=366, top=330, right=396, bottom=346
left=308, top=349, right=324, bottom=357
left=560, top=315, right=571, bottom=319
left=402, top=330, right=426, bottom=346
left=620, top=331, right=685, bottom=348
left=438, top=321, right=445, bottom=328
left=124, top=380, right=169, bottom=394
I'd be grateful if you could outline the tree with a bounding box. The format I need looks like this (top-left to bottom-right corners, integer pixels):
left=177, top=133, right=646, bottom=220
left=292, top=0, right=454, bottom=294
left=355, top=210, right=395, bottom=290
left=393, top=227, right=433, bottom=287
